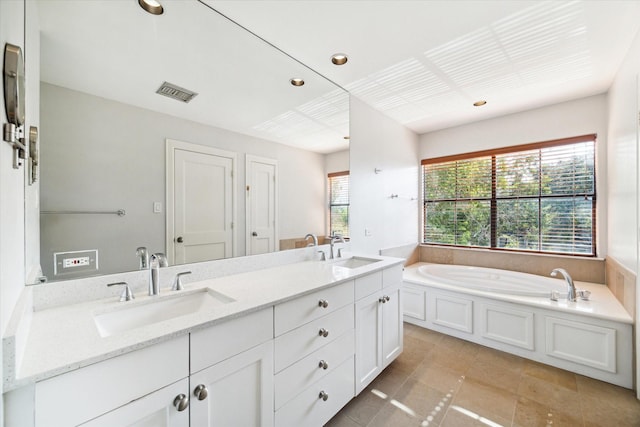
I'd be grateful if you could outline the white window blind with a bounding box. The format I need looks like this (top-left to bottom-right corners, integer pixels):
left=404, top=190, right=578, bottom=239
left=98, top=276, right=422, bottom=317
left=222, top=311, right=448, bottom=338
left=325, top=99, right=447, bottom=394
left=328, top=172, right=349, bottom=237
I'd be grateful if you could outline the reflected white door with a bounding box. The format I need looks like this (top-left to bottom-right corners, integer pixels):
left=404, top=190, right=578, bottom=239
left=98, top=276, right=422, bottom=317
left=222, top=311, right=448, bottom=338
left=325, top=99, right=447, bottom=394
left=167, top=140, right=236, bottom=265
left=246, top=155, right=277, bottom=255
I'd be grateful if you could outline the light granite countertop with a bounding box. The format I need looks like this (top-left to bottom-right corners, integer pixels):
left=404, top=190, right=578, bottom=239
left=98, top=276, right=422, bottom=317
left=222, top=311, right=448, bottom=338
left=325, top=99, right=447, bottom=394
left=4, top=255, right=403, bottom=391
left=403, top=262, right=633, bottom=324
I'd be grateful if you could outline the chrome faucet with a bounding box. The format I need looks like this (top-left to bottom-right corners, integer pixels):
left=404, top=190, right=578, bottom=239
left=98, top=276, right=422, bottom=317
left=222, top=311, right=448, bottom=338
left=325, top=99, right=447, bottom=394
left=329, top=234, right=345, bottom=259
left=551, top=268, right=577, bottom=302
left=149, top=253, right=168, bottom=296
left=304, top=233, right=318, bottom=247
left=136, top=246, right=149, bottom=270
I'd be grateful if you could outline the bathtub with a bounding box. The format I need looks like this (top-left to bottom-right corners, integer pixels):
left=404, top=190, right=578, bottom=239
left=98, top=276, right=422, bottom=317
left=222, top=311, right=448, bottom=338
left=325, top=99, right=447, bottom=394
left=417, top=264, right=566, bottom=298
left=402, top=262, right=633, bottom=388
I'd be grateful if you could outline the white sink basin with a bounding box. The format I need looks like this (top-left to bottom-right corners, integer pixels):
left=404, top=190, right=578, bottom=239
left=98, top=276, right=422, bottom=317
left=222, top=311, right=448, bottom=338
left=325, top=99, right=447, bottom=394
left=330, top=256, right=381, bottom=269
left=93, top=289, right=235, bottom=337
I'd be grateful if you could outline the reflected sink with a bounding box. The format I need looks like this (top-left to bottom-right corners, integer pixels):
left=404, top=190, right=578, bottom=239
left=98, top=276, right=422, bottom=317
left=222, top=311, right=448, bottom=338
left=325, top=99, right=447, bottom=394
left=330, top=257, right=382, bottom=269
left=93, top=289, right=235, bottom=337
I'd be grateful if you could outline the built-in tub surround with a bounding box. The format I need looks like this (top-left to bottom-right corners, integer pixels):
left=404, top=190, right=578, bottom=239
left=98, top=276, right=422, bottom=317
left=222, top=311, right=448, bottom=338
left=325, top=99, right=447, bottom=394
left=403, top=262, right=633, bottom=388
left=419, top=244, right=605, bottom=283
left=2, top=246, right=402, bottom=392
left=606, top=255, right=637, bottom=318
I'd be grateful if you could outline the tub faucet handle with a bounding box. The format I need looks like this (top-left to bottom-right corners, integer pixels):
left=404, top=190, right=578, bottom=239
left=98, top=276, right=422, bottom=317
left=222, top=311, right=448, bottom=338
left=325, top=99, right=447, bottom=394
left=550, top=290, right=560, bottom=302
left=577, top=289, right=591, bottom=301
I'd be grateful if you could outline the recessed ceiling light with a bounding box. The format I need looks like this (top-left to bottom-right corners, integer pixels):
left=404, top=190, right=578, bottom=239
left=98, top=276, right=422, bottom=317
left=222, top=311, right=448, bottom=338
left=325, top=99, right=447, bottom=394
left=473, top=100, right=487, bottom=107
left=290, top=78, right=305, bottom=87
left=331, top=54, right=348, bottom=65
left=138, top=0, right=164, bottom=15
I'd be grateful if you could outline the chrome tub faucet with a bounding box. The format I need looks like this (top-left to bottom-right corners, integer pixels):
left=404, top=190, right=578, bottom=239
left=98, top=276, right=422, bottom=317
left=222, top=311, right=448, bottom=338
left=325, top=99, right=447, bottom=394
left=551, top=268, right=577, bottom=302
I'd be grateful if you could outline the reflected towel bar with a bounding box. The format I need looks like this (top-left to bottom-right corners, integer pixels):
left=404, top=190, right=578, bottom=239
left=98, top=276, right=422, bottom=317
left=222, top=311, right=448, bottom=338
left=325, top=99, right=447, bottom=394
left=41, top=209, right=126, bottom=217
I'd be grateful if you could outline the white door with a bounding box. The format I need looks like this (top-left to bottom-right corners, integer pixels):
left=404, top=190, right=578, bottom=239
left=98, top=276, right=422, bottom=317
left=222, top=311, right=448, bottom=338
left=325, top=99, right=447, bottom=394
left=246, top=155, right=277, bottom=255
left=80, top=378, right=189, bottom=427
left=190, top=340, right=274, bottom=427
left=167, top=140, right=236, bottom=265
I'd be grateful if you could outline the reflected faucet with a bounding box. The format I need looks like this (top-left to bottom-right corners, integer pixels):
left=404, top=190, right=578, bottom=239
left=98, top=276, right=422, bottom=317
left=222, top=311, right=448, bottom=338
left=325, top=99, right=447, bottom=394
left=329, top=234, right=345, bottom=259
left=551, top=268, right=577, bottom=302
left=304, top=233, right=318, bottom=247
left=149, top=253, right=168, bottom=296
left=136, top=246, right=149, bottom=270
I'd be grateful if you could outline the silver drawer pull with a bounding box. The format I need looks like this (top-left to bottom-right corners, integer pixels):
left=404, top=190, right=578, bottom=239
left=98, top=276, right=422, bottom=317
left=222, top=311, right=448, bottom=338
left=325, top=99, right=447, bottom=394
left=173, top=394, right=189, bottom=412
left=193, top=384, right=208, bottom=401
left=318, top=360, right=329, bottom=370
left=319, top=391, right=329, bottom=401
left=318, top=299, right=329, bottom=308
left=318, top=328, right=329, bottom=338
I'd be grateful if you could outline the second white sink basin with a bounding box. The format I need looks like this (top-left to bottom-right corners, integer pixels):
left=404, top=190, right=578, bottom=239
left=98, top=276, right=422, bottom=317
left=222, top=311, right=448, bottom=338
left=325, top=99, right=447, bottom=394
left=330, top=256, right=381, bottom=269
left=93, top=288, right=235, bottom=337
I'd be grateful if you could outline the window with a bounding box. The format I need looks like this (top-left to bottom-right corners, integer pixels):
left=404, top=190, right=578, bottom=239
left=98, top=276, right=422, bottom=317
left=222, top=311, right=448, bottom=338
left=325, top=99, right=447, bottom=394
left=328, top=171, right=349, bottom=237
left=422, top=135, right=596, bottom=256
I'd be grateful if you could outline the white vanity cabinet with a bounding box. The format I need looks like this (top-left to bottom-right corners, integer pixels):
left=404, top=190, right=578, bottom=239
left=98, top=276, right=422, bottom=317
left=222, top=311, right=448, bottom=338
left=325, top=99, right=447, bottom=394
left=355, top=265, right=403, bottom=394
left=189, top=308, right=274, bottom=427
left=273, top=281, right=355, bottom=427
left=34, top=336, right=189, bottom=427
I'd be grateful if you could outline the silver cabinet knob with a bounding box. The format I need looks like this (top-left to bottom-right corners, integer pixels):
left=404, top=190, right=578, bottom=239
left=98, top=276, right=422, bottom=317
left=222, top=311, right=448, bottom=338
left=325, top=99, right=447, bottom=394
left=193, top=384, right=208, bottom=401
left=385, top=295, right=391, bottom=302
left=318, top=299, right=329, bottom=308
left=318, top=391, right=329, bottom=401
left=318, top=328, right=329, bottom=338
left=379, top=295, right=391, bottom=303
left=378, top=296, right=385, bottom=304
left=176, top=236, right=184, bottom=243
left=173, top=394, right=189, bottom=412
left=318, top=360, right=329, bottom=370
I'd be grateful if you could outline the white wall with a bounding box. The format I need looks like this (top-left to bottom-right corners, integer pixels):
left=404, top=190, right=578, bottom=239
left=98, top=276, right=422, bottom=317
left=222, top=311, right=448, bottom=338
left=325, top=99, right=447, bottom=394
left=420, top=94, right=608, bottom=257
left=349, top=96, right=419, bottom=255
left=606, top=23, right=640, bottom=397
left=325, top=149, right=349, bottom=174
left=1, top=0, right=27, bottom=414
left=39, top=83, right=327, bottom=279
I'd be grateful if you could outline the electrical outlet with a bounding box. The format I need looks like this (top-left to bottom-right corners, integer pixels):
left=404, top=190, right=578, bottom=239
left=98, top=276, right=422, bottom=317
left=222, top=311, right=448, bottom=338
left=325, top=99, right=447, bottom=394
left=63, top=256, right=90, bottom=268
left=364, top=228, right=372, bottom=237
left=153, top=202, right=162, bottom=213
left=54, top=250, right=98, bottom=277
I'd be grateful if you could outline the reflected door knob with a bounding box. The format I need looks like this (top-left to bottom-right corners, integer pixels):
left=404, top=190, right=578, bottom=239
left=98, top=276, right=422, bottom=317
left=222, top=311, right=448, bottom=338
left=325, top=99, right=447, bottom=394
left=252, top=231, right=258, bottom=236
left=176, top=236, right=184, bottom=243
left=173, top=394, right=189, bottom=411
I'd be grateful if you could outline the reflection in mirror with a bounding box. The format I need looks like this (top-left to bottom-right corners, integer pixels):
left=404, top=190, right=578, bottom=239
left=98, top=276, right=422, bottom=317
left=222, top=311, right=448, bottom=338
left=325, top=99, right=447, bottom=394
left=27, top=0, right=349, bottom=283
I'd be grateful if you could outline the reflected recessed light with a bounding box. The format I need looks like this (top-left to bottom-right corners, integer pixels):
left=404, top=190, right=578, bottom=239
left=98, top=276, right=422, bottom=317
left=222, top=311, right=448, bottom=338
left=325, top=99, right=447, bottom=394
left=138, top=0, right=164, bottom=15
left=331, top=53, right=348, bottom=65
left=290, top=78, right=305, bottom=87
left=473, top=100, right=487, bottom=107
left=343, top=136, right=350, bottom=140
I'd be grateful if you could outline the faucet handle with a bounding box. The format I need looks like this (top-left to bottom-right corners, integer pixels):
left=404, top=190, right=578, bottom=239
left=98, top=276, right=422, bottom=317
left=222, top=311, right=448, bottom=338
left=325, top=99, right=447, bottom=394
left=577, top=289, right=591, bottom=301
left=337, top=248, right=343, bottom=258
left=107, top=281, right=135, bottom=302
left=317, top=250, right=326, bottom=261
left=172, top=271, right=192, bottom=291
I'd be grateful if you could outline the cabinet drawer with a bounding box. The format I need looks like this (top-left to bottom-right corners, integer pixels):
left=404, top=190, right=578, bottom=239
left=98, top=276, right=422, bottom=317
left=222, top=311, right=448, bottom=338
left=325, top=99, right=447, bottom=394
left=275, top=329, right=354, bottom=410
left=354, top=271, right=382, bottom=300
left=274, top=304, right=354, bottom=373
left=35, top=335, right=188, bottom=427
left=383, top=264, right=403, bottom=287
left=275, top=356, right=355, bottom=427
left=191, top=307, right=273, bottom=373
left=275, top=281, right=354, bottom=336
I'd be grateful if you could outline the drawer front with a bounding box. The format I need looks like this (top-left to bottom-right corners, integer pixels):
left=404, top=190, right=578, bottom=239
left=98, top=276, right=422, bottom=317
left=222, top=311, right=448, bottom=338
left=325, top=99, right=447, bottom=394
left=191, top=307, right=273, bottom=373
left=275, top=329, right=354, bottom=410
left=35, top=335, right=188, bottom=427
left=275, top=356, right=355, bottom=427
left=354, top=271, right=382, bottom=300
left=382, top=264, right=403, bottom=287
left=274, top=304, right=354, bottom=373
left=275, top=281, right=354, bottom=336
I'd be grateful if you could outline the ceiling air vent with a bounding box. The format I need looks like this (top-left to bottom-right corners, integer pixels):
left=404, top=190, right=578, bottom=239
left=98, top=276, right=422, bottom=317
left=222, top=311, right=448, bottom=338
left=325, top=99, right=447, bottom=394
left=156, top=81, right=198, bottom=103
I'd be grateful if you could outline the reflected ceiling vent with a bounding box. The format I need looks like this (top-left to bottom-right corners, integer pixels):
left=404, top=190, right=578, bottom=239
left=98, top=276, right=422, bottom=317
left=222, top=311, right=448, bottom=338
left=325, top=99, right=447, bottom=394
left=156, top=82, right=198, bottom=103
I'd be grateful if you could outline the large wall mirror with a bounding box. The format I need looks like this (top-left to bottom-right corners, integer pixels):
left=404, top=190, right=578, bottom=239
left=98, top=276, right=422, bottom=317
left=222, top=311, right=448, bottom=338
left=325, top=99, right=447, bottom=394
left=26, top=0, right=349, bottom=283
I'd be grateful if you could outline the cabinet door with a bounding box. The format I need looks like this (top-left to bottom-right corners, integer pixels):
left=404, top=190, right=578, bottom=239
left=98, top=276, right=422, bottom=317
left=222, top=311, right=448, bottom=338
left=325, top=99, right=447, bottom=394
left=190, top=340, right=274, bottom=427
left=80, top=378, right=189, bottom=427
left=355, top=292, right=383, bottom=395
left=382, top=283, right=403, bottom=367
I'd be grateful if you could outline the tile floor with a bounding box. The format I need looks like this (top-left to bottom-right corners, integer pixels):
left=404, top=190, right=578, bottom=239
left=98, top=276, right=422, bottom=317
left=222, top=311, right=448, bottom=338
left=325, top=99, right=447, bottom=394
left=326, top=323, right=640, bottom=427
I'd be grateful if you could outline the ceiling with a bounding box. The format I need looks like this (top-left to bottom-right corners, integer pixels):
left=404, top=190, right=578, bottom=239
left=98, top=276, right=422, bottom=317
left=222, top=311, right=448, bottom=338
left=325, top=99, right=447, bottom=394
left=207, top=0, right=640, bottom=134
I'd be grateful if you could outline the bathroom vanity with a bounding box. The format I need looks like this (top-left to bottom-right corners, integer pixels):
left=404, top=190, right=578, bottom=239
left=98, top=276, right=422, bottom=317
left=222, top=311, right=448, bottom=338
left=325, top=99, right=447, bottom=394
left=3, top=255, right=404, bottom=427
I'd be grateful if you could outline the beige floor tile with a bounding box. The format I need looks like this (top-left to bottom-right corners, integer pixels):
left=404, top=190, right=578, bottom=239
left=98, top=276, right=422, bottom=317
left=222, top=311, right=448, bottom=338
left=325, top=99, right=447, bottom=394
left=392, top=335, right=435, bottom=375
left=367, top=362, right=411, bottom=397
left=367, top=402, right=425, bottom=427
left=391, top=377, right=450, bottom=422
left=324, top=412, right=364, bottom=427
left=522, top=360, right=577, bottom=391
left=517, top=375, right=580, bottom=410
left=429, top=345, right=475, bottom=374
left=405, top=323, right=445, bottom=346
left=581, top=394, right=640, bottom=427
left=411, top=360, right=466, bottom=394
left=440, top=404, right=512, bottom=427
left=475, top=346, right=525, bottom=374
left=452, top=377, right=518, bottom=422
left=576, top=374, right=640, bottom=410
left=339, top=388, right=387, bottom=426
left=465, top=356, right=522, bottom=394
left=513, top=395, right=584, bottom=427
